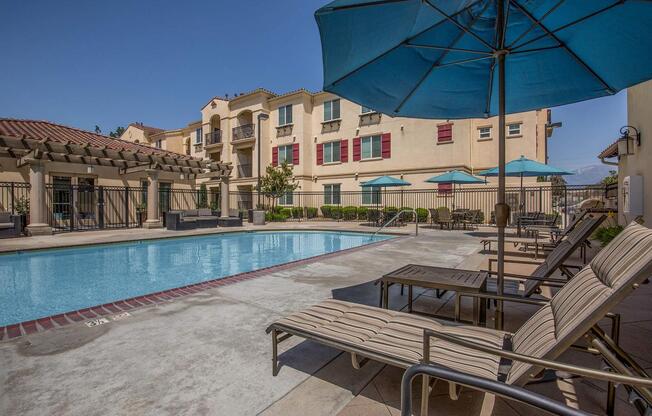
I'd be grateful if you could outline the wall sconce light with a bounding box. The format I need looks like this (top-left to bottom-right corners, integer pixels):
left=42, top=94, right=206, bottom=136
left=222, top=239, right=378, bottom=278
left=314, top=136, right=317, bottom=142
left=617, top=126, right=641, bottom=156
left=355, top=128, right=360, bottom=135
left=180, top=173, right=185, bottom=180
left=87, top=165, right=94, bottom=174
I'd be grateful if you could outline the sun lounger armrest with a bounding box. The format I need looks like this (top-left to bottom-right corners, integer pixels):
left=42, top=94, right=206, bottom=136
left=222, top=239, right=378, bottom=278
left=421, top=329, right=652, bottom=388
left=488, top=258, right=543, bottom=271
left=458, top=291, right=549, bottom=306
left=483, top=270, right=567, bottom=284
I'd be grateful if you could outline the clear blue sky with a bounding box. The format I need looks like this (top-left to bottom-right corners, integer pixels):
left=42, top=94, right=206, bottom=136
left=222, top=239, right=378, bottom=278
left=0, top=0, right=626, bottom=170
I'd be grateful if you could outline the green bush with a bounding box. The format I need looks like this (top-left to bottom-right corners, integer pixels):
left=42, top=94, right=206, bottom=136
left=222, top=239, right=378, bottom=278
left=416, top=208, right=428, bottom=223
left=306, top=207, right=318, bottom=218
left=331, top=206, right=343, bottom=219
left=272, top=206, right=283, bottom=214
left=342, top=206, right=357, bottom=220
left=321, top=205, right=333, bottom=218
left=399, top=207, right=415, bottom=222
left=291, top=207, right=304, bottom=219
left=594, top=225, right=624, bottom=247
left=280, top=208, right=293, bottom=218
left=383, top=206, right=398, bottom=213
left=265, top=212, right=288, bottom=222
left=357, top=206, right=368, bottom=221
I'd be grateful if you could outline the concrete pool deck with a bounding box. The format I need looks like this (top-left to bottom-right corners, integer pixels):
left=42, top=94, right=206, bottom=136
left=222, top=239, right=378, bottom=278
left=1, top=223, right=651, bottom=415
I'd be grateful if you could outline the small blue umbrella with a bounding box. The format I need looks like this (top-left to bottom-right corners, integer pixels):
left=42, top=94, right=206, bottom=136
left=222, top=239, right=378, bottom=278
left=360, top=175, right=411, bottom=210
left=316, top=0, right=652, bottom=329
left=478, top=156, right=572, bottom=178
left=426, top=170, right=485, bottom=209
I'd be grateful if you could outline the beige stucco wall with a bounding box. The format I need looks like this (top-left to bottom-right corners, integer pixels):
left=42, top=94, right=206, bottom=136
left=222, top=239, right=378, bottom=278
left=120, top=125, right=149, bottom=145
left=619, top=80, right=652, bottom=225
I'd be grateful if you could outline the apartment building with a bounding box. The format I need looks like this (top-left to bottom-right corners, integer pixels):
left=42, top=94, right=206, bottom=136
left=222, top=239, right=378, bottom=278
left=123, top=88, right=552, bottom=209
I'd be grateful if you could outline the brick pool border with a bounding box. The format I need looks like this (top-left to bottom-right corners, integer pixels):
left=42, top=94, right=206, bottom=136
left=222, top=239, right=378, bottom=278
left=0, top=237, right=398, bottom=341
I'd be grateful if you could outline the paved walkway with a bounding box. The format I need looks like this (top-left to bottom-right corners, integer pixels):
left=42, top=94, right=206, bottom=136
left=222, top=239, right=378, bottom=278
left=0, top=224, right=650, bottom=416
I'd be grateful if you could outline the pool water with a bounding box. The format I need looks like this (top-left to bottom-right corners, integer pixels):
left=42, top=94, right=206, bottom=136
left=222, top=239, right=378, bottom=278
left=0, top=231, right=391, bottom=326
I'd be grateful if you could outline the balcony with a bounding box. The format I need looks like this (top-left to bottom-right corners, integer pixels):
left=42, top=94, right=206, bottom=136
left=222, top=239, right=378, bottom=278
left=237, top=163, right=253, bottom=179
left=232, top=124, right=255, bottom=141
left=205, top=130, right=222, bottom=146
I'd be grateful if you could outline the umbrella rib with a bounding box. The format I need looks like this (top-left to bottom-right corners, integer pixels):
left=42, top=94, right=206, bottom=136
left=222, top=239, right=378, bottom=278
left=320, top=0, right=413, bottom=12
left=509, top=0, right=616, bottom=93
left=423, top=0, right=496, bottom=52
left=484, top=58, right=497, bottom=116
left=510, top=1, right=623, bottom=52
left=404, top=44, right=493, bottom=55
left=505, top=0, right=566, bottom=50
left=510, top=45, right=562, bottom=54
left=326, top=0, right=486, bottom=88
left=394, top=1, right=493, bottom=114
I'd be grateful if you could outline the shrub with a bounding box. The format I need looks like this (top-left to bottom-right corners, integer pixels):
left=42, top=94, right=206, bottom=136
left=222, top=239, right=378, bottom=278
left=280, top=208, right=293, bottom=218
left=265, top=212, right=288, bottom=222
left=399, top=207, right=415, bottom=222
left=331, top=206, right=343, bottom=219
left=306, top=207, right=318, bottom=218
left=594, top=225, right=624, bottom=247
left=416, top=208, right=428, bottom=223
left=272, top=206, right=283, bottom=214
left=291, top=207, right=303, bottom=218
left=383, top=206, right=398, bottom=213
left=321, top=205, right=333, bottom=218
left=357, top=206, right=368, bottom=221
left=342, top=206, right=357, bottom=221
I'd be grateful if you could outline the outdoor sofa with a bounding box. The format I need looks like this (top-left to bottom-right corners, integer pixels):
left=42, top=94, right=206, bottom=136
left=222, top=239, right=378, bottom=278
left=166, top=209, right=218, bottom=231
left=0, top=212, right=22, bottom=238
left=266, top=221, right=652, bottom=416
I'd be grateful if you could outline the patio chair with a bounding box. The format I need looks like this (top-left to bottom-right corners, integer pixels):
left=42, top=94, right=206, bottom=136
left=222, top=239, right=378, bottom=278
left=435, top=207, right=454, bottom=229
left=267, top=221, right=652, bottom=416
left=524, top=209, right=590, bottom=244
left=0, top=212, right=22, bottom=238
left=458, top=209, right=482, bottom=230
left=428, top=208, right=438, bottom=226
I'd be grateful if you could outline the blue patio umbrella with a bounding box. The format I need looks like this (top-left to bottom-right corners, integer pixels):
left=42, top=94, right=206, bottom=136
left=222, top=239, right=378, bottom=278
left=360, top=175, right=411, bottom=210
left=479, top=156, right=573, bottom=224
left=315, top=0, right=652, bottom=329
left=425, top=170, right=485, bottom=209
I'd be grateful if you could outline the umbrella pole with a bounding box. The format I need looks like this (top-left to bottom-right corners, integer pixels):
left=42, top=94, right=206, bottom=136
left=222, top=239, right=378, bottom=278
left=496, top=0, right=507, bottom=330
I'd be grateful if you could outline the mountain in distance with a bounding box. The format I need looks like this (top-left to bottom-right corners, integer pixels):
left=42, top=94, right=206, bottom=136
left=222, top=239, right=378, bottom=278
left=564, top=164, right=616, bottom=186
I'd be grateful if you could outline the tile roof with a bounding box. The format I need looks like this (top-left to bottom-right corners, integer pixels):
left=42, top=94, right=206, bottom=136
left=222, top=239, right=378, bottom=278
left=598, top=140, right=619, bottom=159
left=0, top=118, right=196, bottom=160
left=128, top=122, right=164, bottom=135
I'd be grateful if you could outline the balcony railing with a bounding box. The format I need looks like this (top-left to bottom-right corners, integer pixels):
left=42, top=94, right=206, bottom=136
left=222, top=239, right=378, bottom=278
left=205, top=130, right=222, bottom=145
left=237, top=163, right=253, bottom=178
left=232, top=124, right=255, bottom=141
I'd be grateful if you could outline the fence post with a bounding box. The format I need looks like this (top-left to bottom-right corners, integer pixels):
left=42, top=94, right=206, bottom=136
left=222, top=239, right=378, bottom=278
left=69, top=184, right=75, bottom=232
left=98, top=186, right=105, bottom=229
left=564, top=186, right=568, bottom=227
left=10, top=182, right=15, bottom=215
left=124, top=186, right=130, bottom=228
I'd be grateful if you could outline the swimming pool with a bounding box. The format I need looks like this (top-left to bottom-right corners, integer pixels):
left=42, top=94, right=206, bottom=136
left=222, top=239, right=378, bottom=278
left=0, top=231, right=391, bottom=327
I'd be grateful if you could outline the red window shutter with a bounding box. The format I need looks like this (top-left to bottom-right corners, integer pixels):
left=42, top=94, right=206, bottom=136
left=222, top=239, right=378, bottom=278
left=316, top=143, right=324, bottom=165
left=272, top=146, right=278, bottom=166
left=292, top=143, right=300, bottom=165
left=352, top=137, right=361, bottom=161
left=437, top=123, right=453, bottom=142
left=340, top=139, right=348, bottom=162
left=438, top=183, right=453, bottom=194
left=381, top=133, right=391, bottom=158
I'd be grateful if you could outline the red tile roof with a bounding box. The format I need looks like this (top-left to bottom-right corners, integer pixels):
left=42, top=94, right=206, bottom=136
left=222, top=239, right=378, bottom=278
left=598, top=140, right=619, bottom=159
left=0, top=118, right=196, bottom=160
left=128, top=122, right=164, bottom=135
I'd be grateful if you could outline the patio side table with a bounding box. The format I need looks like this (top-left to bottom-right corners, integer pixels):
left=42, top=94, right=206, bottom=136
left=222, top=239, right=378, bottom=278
left=378, top=264, right=489, bottom=325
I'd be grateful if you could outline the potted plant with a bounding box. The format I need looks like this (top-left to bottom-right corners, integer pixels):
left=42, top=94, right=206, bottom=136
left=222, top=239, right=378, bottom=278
left=136, top=202, right=147, bottom=227
left=14, top=196, right=29, bottom=233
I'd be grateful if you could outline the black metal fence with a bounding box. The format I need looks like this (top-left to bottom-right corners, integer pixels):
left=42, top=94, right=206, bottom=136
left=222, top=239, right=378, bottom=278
left=45, top=184, right=146, bottom=232
left=230, top=185, right=608, bottom=227
left=0, top=182, right=30, bottom=215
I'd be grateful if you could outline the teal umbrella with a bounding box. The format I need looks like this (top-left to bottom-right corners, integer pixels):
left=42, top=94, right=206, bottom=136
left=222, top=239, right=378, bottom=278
left=360, top=176, right=411, bottom=213
left=426, top=170, right=485, bottom=210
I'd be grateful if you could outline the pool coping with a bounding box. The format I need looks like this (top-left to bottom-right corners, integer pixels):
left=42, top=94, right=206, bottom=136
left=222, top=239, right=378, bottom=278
left=0, top=235, right=401, bottom=341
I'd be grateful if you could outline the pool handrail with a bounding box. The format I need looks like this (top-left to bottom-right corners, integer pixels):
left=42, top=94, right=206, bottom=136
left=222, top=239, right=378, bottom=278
left=374, top=208, right=418, bottom=236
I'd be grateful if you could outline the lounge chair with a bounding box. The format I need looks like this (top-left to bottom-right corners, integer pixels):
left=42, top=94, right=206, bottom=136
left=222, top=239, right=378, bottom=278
left=435, top=207, right=453, bottom=229
left=267, top=222, right=652, bottom=416
left=458, top=209, right=482, bottom=230
left=523, top=209, right=590, bottom=243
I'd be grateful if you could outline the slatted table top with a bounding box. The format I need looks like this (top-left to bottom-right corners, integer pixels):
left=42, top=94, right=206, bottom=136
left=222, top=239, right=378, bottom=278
left=380, top=264, right=488, bottom=292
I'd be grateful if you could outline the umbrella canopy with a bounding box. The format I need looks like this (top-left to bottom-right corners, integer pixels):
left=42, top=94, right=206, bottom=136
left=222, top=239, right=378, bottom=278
left=360, top=175, right=411, bottom=187
left=478, top=156, right=572, bottom=177
left=426, top=170, right=485, bottom=184
left=316, top=0, right=652, bottom=330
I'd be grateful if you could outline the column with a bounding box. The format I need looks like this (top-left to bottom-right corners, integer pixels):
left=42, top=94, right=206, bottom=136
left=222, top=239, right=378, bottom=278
left=220, top=176, right=230, bottom=217
left=26, top=159, right=53, bottom=236
left=143, top=169, right=163, bottom=228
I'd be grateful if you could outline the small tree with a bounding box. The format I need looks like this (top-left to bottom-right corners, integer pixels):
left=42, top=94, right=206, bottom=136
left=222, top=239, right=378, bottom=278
left=601, top=170, right=618, bottom=186
left=197, top=183, right=208, bottom=208
left=109, top=126, right=126, bottom=138
left=256, top=162, right=298, bottom=209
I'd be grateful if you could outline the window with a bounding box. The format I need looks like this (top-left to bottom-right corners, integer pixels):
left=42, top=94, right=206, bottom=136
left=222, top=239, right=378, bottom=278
left=323, top=141, right=341, bottom=163
left=361, top=106, right=374, bottom=114
left=156, top=139, right=162, bottom=148
left=361, top=135, right=382, bottom=159
left=77, top=177, right=96, bottom=219
left=52, top=176, right=72, bottom=220
left=194, top=127, right=203, bottom=144
left=362, top=186, right=381, bottom=205
left=323, top=184, right=341, bottom=205
left=278, top=104, right=293, bottom=126
left=478, top=126, right=492, bottom=140
left=278, top=144, right=293, bottom=165
left=507, top=123, right=521, bottom=136
left=324, top=99, right=340, bottom=121
left=279, top=191, right=293, bottom=206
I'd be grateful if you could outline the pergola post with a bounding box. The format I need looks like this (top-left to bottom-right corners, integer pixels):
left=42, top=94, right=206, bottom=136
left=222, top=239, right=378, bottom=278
left=220, top=176, right=230, bottom=217
left=143, top=169, right=163, bottom=228
left=25, top=159, right=53, bottom=236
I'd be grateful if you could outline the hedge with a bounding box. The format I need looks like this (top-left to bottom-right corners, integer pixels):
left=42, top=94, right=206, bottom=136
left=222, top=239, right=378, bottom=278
left=342, top=206, right=357, bottom=220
